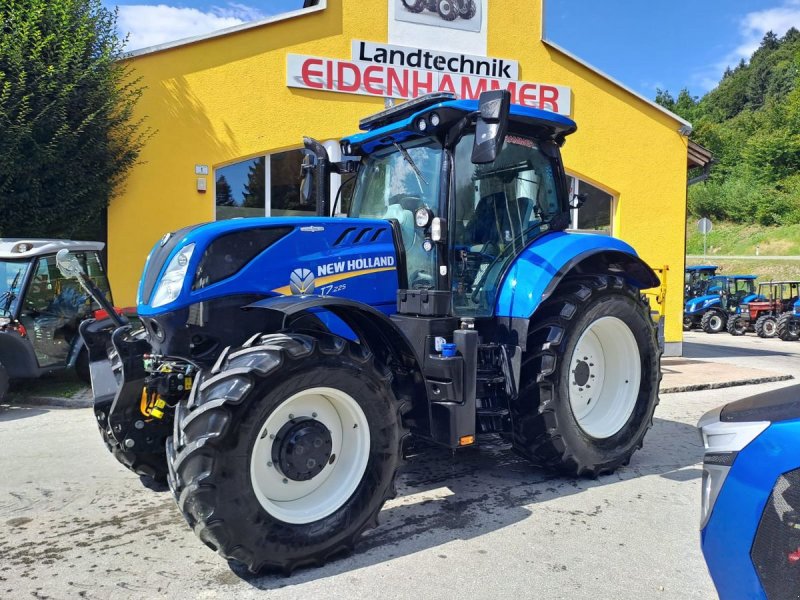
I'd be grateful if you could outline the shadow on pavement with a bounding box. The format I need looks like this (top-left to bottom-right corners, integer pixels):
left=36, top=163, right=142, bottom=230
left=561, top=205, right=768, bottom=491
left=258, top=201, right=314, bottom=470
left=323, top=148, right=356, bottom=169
left=0, top=404, right=49, bottom=422
left=234, top=416, right=702, bottom=589
left=684, top=341, right=793, bottom=360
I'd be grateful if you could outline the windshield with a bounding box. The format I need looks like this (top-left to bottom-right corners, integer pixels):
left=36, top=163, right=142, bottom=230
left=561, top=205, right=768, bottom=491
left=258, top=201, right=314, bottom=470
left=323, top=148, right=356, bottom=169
left=350, top=137, right=443, bottom=288
left=451, top=133, right=564, bottom=316
left=0, top=259, right=32, bottom=316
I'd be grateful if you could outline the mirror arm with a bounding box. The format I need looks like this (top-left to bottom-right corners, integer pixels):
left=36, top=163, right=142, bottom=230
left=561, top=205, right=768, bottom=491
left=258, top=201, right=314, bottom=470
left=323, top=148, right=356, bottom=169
left=302, top=137, right=331, bottom=217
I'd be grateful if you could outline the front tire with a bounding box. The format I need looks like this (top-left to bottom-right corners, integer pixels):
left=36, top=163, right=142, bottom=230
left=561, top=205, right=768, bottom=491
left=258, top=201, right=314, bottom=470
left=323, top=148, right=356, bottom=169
left=437, top=0, right=457, bottom=21
left=511, top=275, right=660, bottom=477
left=458, top=0, right=476, bottom=18
left=755, top=315, right=777, bottom=338
left=726, top=316, right=747, bottom=336
left=701, top=309, right=727, bottom=334
left=167, top=333, right=407, bottom=573
left=682, top=315, right=693, bottom=331
left=777, top=313, right=800, bottom=341
left=401, top=0, right=426, bottom=13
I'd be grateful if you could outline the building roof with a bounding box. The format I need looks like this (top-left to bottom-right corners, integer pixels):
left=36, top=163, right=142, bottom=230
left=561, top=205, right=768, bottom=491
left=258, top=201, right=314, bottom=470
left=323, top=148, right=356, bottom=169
left=0, top=239, right=104, bottom=260
left=688, top=140, right=714, bottom=169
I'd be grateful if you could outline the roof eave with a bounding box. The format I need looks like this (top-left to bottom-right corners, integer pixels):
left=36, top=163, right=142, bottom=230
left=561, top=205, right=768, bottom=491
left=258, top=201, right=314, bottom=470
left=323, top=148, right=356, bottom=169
left=122, top=1, right=328, bottom=59
left=541, top=39, right=693, bottom=134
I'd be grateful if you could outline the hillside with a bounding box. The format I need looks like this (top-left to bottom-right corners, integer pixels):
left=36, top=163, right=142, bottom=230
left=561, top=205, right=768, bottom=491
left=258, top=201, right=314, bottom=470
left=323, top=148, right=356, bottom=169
left=658, top=29, right=800, bottom=227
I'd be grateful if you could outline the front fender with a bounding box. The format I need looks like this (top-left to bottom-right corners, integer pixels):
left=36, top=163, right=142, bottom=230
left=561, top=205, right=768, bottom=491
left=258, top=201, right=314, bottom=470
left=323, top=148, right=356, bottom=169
left=494, top=232, right=660, bottom=319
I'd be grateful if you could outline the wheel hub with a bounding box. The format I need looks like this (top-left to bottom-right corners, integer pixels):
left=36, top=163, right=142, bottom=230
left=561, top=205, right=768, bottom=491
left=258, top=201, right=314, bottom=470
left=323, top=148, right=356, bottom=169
left=573, top=360, right=591, bottom=387
left=272, top=417, right=332, bottom=481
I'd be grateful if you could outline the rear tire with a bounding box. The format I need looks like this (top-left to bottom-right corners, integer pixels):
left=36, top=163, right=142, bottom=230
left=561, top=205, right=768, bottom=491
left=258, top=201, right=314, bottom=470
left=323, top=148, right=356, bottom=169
left=726, top=316, right=747, bottom=336
left=458, top=0, right=476, bottom=18
left=167, top=333, right=407, bottom=573
left=510, top=275, right=661, bottom=477
left=776, top=313, right=800, bottom=341
left=401, top=0, right=425, bottom=12
left=755, top=315, right=778, bottom=338
left=682, top=315, right=693, bottom=331
left=701, top=309, right=727, bottom=334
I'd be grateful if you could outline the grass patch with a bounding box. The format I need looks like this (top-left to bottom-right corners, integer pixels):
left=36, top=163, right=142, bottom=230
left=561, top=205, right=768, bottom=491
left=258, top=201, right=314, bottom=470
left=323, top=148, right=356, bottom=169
left=686, top=220, right=800, bottom=256
left=7, top=370, right=88, bottom=399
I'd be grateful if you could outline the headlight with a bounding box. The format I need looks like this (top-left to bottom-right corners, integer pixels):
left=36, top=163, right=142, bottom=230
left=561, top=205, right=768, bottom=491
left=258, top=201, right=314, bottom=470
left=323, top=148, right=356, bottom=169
left=697, top=408, right=769, bottom=529
left=150, top=243, right=195, bottom=308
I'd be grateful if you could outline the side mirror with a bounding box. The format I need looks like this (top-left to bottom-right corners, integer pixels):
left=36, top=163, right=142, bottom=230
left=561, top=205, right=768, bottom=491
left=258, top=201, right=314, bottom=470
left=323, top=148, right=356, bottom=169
left=471, top=89, right=511, bottom=164
left=56, top=249, right=84, bottom=279
left=299, top=151, right=316, bottom=205
left=570, top=193, right=588, bottom=209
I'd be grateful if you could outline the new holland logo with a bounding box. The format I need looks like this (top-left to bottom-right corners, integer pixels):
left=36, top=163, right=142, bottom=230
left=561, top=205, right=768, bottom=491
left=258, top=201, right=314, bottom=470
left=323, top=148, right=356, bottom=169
left=289, top=268, right=315, bottom=295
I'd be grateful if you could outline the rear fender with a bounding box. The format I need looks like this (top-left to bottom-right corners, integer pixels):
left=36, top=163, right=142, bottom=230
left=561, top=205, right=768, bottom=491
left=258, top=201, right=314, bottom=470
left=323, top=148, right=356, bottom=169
left=246, top=295, right=429, bottom=434
left=494, top=232, right=660, bottom=319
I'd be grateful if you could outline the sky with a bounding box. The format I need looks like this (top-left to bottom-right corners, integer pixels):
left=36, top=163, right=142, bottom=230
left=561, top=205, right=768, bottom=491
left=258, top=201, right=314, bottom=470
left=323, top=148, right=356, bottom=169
left=103, top=0, right=800, bottom=99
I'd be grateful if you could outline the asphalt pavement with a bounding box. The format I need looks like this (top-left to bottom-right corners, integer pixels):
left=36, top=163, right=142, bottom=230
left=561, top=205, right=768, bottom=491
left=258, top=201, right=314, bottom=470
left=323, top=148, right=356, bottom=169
left=1, top=332, right=798, bottom=599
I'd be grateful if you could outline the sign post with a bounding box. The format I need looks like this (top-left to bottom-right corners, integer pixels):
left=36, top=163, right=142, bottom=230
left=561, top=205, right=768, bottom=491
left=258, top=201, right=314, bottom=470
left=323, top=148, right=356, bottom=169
left=698, top=218, right=713, bottom=259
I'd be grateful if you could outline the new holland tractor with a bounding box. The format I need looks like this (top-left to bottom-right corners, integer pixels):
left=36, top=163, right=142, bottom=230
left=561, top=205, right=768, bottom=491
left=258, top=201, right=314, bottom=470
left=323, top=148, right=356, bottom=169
left=777, top=301, right=800, bottom=341
left=683, top=274, right=760, bottom=333
left=61, top=91, right=661, bottom=574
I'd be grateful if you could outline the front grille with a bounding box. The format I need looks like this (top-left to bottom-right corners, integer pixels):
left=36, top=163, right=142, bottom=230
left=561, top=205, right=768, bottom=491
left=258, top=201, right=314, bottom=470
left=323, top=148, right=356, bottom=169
left=751, top=467, right=800, bottom=599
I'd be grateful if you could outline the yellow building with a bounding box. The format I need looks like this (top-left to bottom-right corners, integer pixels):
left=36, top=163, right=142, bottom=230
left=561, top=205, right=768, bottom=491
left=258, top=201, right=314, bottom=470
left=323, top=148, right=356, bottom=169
left=110, top=0, right=693, bottom=355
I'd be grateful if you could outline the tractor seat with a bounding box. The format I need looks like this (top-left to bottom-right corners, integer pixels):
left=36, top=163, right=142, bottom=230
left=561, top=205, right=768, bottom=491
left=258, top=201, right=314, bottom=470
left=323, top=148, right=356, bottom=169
left=466, top=192, right=533, bottom=250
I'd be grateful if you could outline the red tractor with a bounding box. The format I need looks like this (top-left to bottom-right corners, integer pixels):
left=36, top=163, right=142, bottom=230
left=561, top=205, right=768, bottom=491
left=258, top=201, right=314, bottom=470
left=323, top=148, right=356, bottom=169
left=727, top=281, right=800, bottom=338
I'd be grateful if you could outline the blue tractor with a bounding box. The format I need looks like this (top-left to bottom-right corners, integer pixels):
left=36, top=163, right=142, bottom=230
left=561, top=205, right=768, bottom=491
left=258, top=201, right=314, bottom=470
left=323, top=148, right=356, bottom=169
left=59, top=91, right=661, bottom=573
left=685, top=264, right=718, bottom=300
left=699, top=384, right=800, bottom=598
left=684, top=274, right=760, bottom=334
left=777, top=301, right=800, bottom=342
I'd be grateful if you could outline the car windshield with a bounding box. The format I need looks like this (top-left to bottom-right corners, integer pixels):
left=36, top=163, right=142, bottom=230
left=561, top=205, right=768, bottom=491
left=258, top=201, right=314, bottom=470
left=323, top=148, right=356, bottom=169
left=0, top=259, right=32, bottom=316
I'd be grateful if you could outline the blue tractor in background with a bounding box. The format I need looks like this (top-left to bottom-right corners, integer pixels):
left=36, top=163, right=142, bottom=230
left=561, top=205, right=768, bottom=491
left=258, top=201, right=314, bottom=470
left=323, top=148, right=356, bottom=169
left=777, top=301, right=800, bottom=342
left=684, top=274, right=760, bottom=334
left=59, top=91, right=661, bottom=573
left=699, top=384, right=800, bottom=598
left=685, top=264, right=718, bottom=300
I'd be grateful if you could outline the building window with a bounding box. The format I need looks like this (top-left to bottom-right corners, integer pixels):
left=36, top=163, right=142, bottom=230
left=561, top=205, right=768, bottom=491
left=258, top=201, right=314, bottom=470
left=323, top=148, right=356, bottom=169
left=568, top=176, right=614, bottom=233
left=215, top=157, right=265, bottom=220
left=215, top=150, right=316, bottom=220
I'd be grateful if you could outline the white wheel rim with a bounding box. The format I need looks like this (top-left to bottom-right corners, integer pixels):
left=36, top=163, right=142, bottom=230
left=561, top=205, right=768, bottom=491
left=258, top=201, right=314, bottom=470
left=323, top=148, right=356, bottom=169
left=764, top=320, right=776, bottom=335
left=249, top=387, right=370, bottom=524
left=709, top=315, right=722, bottom=330
left=568, top=316, right=641, bottom=439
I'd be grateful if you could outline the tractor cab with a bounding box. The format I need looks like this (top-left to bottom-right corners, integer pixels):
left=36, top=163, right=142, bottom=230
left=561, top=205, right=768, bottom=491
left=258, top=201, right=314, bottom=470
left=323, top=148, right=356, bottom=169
left=0, top=239, right=111, bottom=397
left=684, top=275, right=760, bottom=333
left=685, top=265, right=718, bottom=299
left=341, top=92, right=575, bottom=318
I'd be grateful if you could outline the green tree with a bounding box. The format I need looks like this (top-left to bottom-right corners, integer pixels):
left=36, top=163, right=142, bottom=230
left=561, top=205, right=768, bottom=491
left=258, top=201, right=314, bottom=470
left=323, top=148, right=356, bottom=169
left=0, top=0, right=148, bottom=240
left=242, top=157, right=265, bottom=209
left=216, top=175, right=234, bottom=206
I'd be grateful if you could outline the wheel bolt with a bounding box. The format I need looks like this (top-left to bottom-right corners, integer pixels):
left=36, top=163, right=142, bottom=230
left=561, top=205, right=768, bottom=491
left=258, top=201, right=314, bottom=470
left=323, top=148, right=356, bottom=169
left=134, top=420, right=144, bottom=430
left=312, top=412, right=317, bottom=418
left=282, top=478, right=288, bottom=484
left=288, top=414, right=294, bottom=419
left=267, top=461, right=273, bottom=467
left=124, top=439, right=135, bottom=448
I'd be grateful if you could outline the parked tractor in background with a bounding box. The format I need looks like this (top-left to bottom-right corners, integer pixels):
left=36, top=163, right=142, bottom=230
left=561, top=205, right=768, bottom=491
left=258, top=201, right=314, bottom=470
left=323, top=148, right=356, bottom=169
left=0, top=239, right=115, bottom=400
left=684, top=275, right=760, bottom=334
left=685, top=265, right=718, bottom=300
left=727, top=281, right=800, bottom=338
left=777, top=301, right=800, bottom=342
left=61, top=91, right=661, bottom=574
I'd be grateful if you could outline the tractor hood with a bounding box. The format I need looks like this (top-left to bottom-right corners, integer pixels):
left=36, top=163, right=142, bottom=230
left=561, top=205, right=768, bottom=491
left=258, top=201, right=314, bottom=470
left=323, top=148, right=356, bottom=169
left=686, top=294, right=720, bottom=314
left=136, top=218, right=401, bottom=317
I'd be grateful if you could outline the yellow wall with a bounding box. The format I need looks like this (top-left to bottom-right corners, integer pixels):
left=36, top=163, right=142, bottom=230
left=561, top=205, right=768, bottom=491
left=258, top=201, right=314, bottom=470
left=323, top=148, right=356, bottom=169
left=109, top=0, right=687, bottom=347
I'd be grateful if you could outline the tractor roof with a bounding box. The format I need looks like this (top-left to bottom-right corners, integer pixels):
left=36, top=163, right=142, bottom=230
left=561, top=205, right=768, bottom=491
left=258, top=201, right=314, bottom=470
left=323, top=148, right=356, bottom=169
left=686, top=265, right=717, bottom=271
left=344, top=93, right=577, bottom=152
left=0, top=239, right=104, bottom=260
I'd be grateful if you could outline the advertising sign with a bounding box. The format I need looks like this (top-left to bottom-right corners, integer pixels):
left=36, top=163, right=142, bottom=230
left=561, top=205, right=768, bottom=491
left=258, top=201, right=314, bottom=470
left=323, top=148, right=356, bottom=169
left=394, top=0, right=482, bottom=33
left=286, top=40, right=572, bottom=115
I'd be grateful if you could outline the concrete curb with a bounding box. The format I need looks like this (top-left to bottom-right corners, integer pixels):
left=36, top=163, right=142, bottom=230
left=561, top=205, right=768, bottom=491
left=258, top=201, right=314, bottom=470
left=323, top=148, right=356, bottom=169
left=661, top=373, right=794, bottom=394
